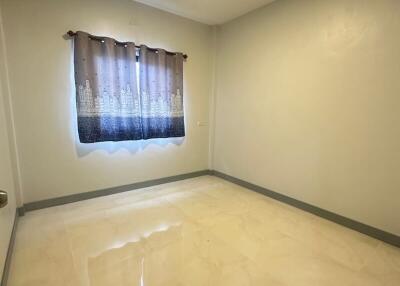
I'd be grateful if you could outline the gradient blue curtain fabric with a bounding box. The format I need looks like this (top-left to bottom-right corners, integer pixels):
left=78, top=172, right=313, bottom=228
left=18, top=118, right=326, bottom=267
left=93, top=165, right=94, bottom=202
left=73, top=32, right=185, bottom=143
left=139, top=45, right=185, bottom=139
left=74, top=31, right=142, bottom=143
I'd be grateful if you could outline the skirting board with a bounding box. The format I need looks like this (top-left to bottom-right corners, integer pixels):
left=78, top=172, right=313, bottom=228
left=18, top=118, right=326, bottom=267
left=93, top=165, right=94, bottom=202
left=16, top=169, right=399, bottom=248
left=1, top=209, right=19, bottom=286
left=21, top=170, right=212, bottom=213
left=211, top=170, right=400, bottom=248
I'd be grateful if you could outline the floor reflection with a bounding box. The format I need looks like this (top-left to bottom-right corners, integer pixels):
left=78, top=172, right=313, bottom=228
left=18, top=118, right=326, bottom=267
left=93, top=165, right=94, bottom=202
left=8, top=176, right=400, bottom=286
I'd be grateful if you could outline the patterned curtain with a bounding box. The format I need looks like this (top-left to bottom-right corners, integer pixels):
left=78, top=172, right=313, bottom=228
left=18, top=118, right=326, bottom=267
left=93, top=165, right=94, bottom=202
left=139, top=45, right=185, bottom=139
left=73, top=31, right=142, bottom=143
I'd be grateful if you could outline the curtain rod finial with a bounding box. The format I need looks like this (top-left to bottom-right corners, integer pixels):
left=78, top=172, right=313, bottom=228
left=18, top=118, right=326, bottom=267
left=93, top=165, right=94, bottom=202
left=67, top=30, right=76, bottom=37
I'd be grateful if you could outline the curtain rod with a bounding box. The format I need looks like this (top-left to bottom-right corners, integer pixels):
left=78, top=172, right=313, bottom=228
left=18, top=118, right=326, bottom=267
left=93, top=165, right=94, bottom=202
left=66, top=31, right=188, bottom=60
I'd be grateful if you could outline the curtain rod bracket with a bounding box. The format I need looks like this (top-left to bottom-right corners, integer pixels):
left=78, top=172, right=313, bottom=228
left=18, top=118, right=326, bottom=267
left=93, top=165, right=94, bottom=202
left=67, top=30, right=75, bottom=37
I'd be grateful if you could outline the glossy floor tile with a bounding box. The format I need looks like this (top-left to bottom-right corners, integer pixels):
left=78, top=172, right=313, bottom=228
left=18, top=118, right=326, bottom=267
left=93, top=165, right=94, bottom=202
left=8, top=176, right=400, bottom=286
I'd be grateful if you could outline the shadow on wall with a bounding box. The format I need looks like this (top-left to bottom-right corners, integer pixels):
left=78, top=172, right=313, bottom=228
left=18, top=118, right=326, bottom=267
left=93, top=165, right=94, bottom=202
left=67, top=38, right=184, bottom=157
left=74, top=136, right=184, bottom=157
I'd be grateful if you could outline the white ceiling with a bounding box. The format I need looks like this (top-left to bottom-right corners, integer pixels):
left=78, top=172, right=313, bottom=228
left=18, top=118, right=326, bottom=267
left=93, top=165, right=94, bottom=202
left=134, top=0, right=276, bottom=25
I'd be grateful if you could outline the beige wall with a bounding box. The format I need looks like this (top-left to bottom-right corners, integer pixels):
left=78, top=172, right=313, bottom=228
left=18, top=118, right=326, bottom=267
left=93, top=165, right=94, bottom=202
left=1, top=0, right=399, bottom=236
left=1, top=0, right=213, bottom=203
left=0, top=3, right=17, bottom=277
left=213, top=0, right=400, bottom=235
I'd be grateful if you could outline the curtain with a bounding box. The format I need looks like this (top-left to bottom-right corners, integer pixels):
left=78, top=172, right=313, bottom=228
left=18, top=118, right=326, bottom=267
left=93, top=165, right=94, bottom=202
left=139, top=45, right=185, bottom=139
left=73, top=32, right=185, bottom=143
left=73, top=31, right=142, bottom=143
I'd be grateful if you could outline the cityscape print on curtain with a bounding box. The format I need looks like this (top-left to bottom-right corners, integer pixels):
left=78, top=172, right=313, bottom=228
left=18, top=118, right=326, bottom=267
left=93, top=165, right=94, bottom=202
left=74, top=31, right=142, bottom=143
left=73, top=31, right=185, bottom=143
left=139, top=45, right=185, bottom=139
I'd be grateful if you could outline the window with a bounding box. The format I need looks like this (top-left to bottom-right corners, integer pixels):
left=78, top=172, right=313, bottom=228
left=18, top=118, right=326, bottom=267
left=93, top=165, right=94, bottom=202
left=72, top=31, right=185, bottom=143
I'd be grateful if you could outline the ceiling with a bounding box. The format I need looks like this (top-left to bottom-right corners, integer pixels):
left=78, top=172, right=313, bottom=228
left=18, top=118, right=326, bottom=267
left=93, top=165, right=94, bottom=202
left=133, top=0, right=276, bottom=25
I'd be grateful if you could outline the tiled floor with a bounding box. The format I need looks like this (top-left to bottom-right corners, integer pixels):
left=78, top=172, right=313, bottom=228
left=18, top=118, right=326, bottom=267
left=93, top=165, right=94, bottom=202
left=8, top=176, right=400, bottom=286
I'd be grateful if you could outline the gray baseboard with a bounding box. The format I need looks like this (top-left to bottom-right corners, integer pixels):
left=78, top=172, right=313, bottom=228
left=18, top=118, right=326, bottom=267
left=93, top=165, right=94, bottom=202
left=13, top=168, right=400, bottom=248
left=16, top=207, right=25, bottom=217
left=1, top=209, right=19, bottom=286
left=211, top=170, right=400, bottom=248
left=22, top=170, right=212, bottom=213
